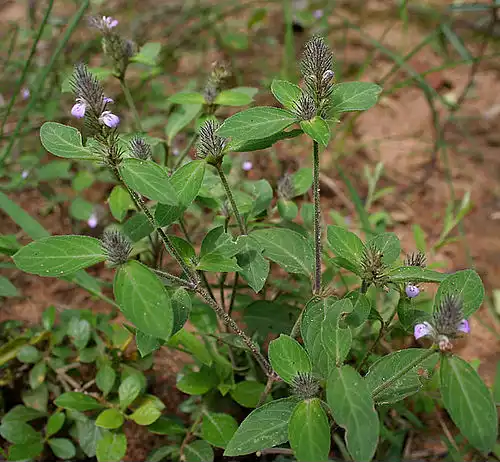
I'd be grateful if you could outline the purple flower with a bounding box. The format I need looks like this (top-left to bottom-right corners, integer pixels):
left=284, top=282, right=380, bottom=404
left=457, top=319, right=470, bottom=334
left=21, top=88, right=30, bottom=100
left=103, top=96, right=114, bottom=104
left=313, top=9, right=323, bottom=19
left=21, top=170, right=29, bottom=179
left=172, top=147, right=180, bottom=156
left=405, top=284, right=420, bottom=298
left=71, top=98, right=87, bottom=118
left=414, top=322, right=433, bottom=340
left=102, top=16, right=118, bottom=29
left=88, top=212, right=98, bottom=229
left=242, top=161, right=253, bottom=171
left=99, top=110, right=120, bottom=128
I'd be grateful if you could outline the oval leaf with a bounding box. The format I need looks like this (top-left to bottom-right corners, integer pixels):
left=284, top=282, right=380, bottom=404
left=300, top=117, right=330, bottom=147
left=96, top=432, right=127, bottom=462
left=114, top=261, right=173, bottom=340
left=168, top=91, right=206, bottom=104
left=214, top=89, right=254, bottom=106
left=251, top=228, right=314, bottom=276
left=217, top=107, right=298, bottom=141
left=54, top=392, right=103, bottom=411
left=387, top=266, right=446, bottom=283
left=40, top=122, right=96, bottom=160
left=440, top=355, right=497, bottom=453
left=366, top=232, right=400, bottom=265
left=13, top=235, right=105, bottom=277
left=48, top=438, right=76, bottom=459
left=289, top=398, right=330, bottom=462
left=434, top=269, right=484, bottom=318
left=327, top=225, right=365, bottom=271
left=327, top=365, right=379, bottom=462
left=120, top=159, right=178, bottom=205
left=224, top=397, right=299, bottom=456
left=96, top=409, right=124, bottom=429
left=184, top=440, right=214, bottom=462
left=330, top=82, right=382, bottom=113
left=268, top=334, right=312, bottom=384
left=271, top=79, right=302, bottom=110
left=202, top=412, right=238, bottom=448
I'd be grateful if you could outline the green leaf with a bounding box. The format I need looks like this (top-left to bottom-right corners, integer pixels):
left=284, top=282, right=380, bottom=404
left=54, top=392, right=103, bottom=411
left=300, top=117, right=331, bottom=146
left=230, top=381, right=266, bottom=408
left=199, top=227, right=241, bottom=258
left=252, top=228, right=314, bottom=276
left=172, top=160, right=206, bottom=207
left=387, top=266, right=446, bottom=283
left=42, top=306, right=56, bottom=330
left=109, top=185, right=134, bottom=222
left=366, top=232, right=401, bottom=265
left=168, top=91, right=206, bottom=105
left=271, top=79, right=302, bottom=110
left=13, top=235, right=105, bottom=277
left=120, top=159, right=178, bottom=205
left=330, top=82, right=382, bottom=113
left=196, top=253, right=241, bottom=272
left=96, top=364, right=116, bottom=397
left=68, top=317, right=91, bottom=349
left=244, top=300, right=298, bottom=336
left=176, top=366, right=218, bottom=395
left=172, top=288, right=191, bottom=334
left=327, top=365, right=379, bottom=462
left=29, top=361, right=47, bottom=389
left=268, top=334, right=312, bottom=384
left=2, top=405, right=44, bottom=423
left=0, top=421, right=40, bottom=444
left=131, top=42, right=161, bottom=66
left=7, top=440, right=44, bottom=461
left=22, top=383, right=48, bottom=412
left=278, top=199, right=298, bottom=221
left=147, top=416, right=186, bottom=435
left=46, top=412, right=65, bottom=437
left=114, top=261, right=173, bottom=340
left=76, top=420, right=104, bottom=458
left=118, top=374, right=142, bottom=409
left=136, top=331, right=163, bottom=357
left=169, top=329, right=212, bottom=366
left=217, top=107, right=298, bottom=141
left=344, top=291, right=371, bottom=327
left=301, top=298, right=353, bottom=377
left=440, top=355, right=497, bottom=453
left=96, top=409, right=124, bottom=429
left=37, top=160, right=72, bottom=181
left=16, top=345, right=40, bottom=363
left=0, top=191, right=49, bottom=240
left=215, top=89, right=254, bottom=106
left=288, top=398, right=330, bottom=462
left=224, top=397, right=299, bottom=456
left=40, top=122, right=96, bottom=160
left=48, top=438, right=76, bottom=459
left=365, top=349, right=439, bottom=404
left=327, top=225, right=365, bottom=270
left=69, top=197, right=93, bottom=221
left=236, top=235, right=269, bottom=293
left=292, top=168, right=313, bottom=196
left=96, top=432, right=127, bottom=462
left=434, top=269, right=484, bottom=317
left=129, top=402, right=162, bottom=426
left=165, top=104, right=201, bottom=142
left=228, top=128, right=303, bottom=152
left=202, top=412, right=238, bottom=448
left=184, top=440, right=214, bottom=462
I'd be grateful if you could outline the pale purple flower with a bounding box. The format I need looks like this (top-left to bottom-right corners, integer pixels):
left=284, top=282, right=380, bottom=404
left=405, top=284, right=420, bottom=298
left=21, top=170, right=29, bottom=179
left=102, top=16, right=118, bottom=29
left=457, top=319, right=470, bottom=334
left=103, top=96, right=114, bottom=104
left=242, top=161, right=253, bottom=171
left=99, top=110, right=120, bottom=128
left=21, top=88, right=30, bottom=100
left=71, top=98, right=87, bottom=118
left=313, top=9, right=323, bottom=19
left=172, top=148, right=180, bottom=156
left=87, top=212, right=98, bottom=229
left=414, top=322, right=433, bottom=340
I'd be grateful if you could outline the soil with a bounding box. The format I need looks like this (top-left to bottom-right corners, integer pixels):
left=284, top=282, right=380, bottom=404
left=1, top=0, right=500, bottom=461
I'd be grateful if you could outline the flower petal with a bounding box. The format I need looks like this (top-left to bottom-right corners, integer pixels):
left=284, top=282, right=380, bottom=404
left=414, top=322, right=433, bottom=340
left=457, top=319, right=470, bottom=334
left=71, top=101, right=87, bottom=118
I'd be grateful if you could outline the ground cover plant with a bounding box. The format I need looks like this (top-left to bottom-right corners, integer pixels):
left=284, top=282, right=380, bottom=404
left=0, top=1, right=499, bottom=461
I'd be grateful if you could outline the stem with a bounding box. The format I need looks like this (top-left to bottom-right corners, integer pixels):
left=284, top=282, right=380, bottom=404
left=228, top=273, right=239, bottom=316
left=312, top=141, right=322, bottom=294
left=216, top=165, right=247, bottom=235
left=174, top=134, right=198, bottom=170
left=152, top=268, right=195, bottom=288
left=360, top=280, right=369, bottom=293
left=290, top=312, right=303, bottom=339
left=0, top=1, right=53, bottom=138
left=179, top=412, right=203, bottom=459
left=0, top=0, right=89, bottom=165
left=197, top=286, right=273, bottom=377
left=371, top=348, right=437, bottom=400
left=119, top=78, right=143, bottom=132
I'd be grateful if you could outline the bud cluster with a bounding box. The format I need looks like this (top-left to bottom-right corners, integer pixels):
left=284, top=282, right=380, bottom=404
left=196, top=120, right=227, bottom=166
left=129, top=137, right=152, bottom=160
left=277, top=174, right=295, bottom=200
left=101, top=229, right=131, bottom=266
left=203, top=61, right=231, bottom=105
left=291, top=372, right=320, bottom=400
left=361, top=244, right=388, bottom=288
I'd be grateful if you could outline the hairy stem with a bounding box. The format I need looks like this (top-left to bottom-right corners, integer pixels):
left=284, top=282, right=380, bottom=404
left=371, top=348, right=437, bottom=400
left=119, top=78, right=143, bottom=132
left=217, top=165, right=247, bottom=235
left=312, top=140, right=322, bottom=294
left=197, top=286, right=273, bottom=377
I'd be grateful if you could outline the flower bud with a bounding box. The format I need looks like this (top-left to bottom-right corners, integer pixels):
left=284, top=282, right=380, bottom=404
left=293, top=93, right=317, bottom=121
left=291, top=372, right=320, bottom=400
left=101, top=229, right=131, bottom=266
left=129, top=137, right=152, bottom=160
left=196, top=120, right=226, bottom=166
